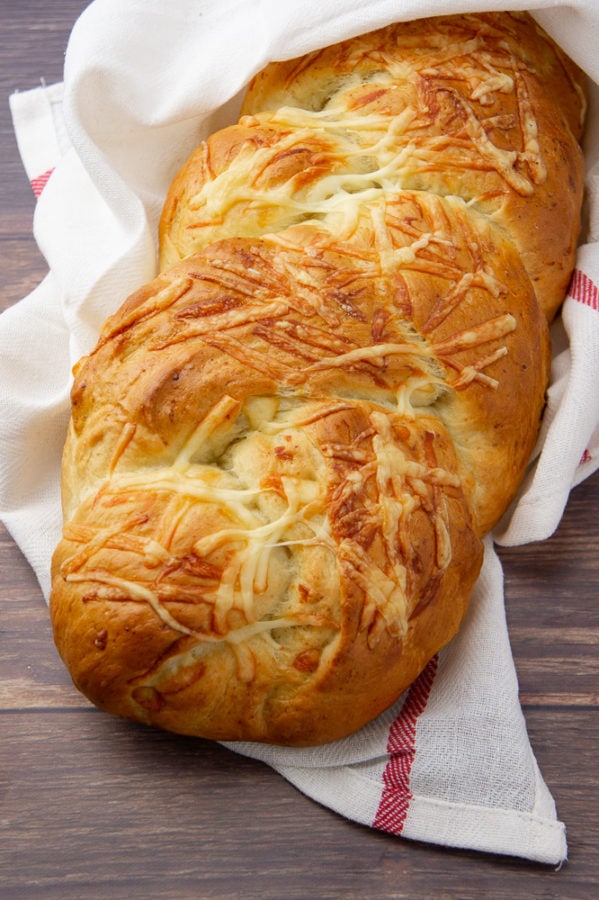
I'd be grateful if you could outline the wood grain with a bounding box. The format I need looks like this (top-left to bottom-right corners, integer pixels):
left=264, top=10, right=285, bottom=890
left=1, top=3, right=598, bottom=897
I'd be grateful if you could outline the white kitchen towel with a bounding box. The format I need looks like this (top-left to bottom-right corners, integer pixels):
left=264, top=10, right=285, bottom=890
left=4, top=0, right=599, bottom=864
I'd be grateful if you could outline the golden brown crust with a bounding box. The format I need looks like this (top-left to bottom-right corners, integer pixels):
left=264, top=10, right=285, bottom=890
left=161, top=11, right=586, bottom=322
left=50, top=12, right=583, bottom=746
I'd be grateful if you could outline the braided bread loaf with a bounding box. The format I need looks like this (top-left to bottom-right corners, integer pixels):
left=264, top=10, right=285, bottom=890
left=50, top=12, right=586, bottom=746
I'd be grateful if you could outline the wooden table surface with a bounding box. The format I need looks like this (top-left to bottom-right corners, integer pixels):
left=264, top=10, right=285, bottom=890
left=1, top=2, right=598, bottom=897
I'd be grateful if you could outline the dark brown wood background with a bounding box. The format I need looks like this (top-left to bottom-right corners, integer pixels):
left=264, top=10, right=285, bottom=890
left=1, top=2, right=597, bottom=897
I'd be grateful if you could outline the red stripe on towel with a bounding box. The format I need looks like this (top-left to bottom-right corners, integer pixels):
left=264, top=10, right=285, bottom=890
left=569, top=269, right=599, bottom=311
left=30, top=167, right=54, bottom=198
left=372, top=655, right=438, bottom=835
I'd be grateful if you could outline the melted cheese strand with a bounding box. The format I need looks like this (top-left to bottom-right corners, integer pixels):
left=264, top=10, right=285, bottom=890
left=174, top=395, right=241, bottom=470
left=65, top=571, right=193, bottom=636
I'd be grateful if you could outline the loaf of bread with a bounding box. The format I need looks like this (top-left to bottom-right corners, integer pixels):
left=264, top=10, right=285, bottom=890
left=50, top=12, right=586, bottom=746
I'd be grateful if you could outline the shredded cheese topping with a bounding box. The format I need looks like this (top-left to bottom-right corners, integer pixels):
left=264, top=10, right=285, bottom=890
left=58, top=16, right=557, bottom=713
